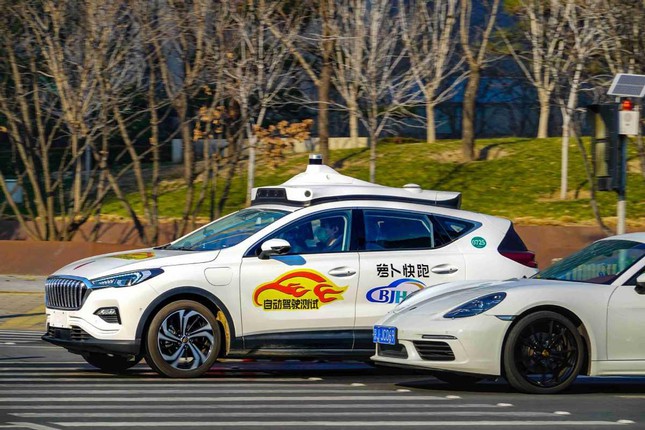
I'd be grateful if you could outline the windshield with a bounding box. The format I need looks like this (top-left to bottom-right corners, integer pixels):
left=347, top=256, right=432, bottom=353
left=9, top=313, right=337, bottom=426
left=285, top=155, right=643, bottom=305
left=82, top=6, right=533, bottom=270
left=534, top=239, right=645, bottom=284
left=167, top=208, right=288, bottom=251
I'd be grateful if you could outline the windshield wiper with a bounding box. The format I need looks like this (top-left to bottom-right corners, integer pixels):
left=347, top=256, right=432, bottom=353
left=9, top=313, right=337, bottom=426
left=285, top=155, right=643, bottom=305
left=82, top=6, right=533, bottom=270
left=168, top=246, right=198, bottom=251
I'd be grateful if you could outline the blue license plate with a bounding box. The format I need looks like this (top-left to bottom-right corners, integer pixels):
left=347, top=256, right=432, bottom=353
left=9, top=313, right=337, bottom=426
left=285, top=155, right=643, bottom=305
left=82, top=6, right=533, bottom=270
left=373, top=325, right=397, bottom=345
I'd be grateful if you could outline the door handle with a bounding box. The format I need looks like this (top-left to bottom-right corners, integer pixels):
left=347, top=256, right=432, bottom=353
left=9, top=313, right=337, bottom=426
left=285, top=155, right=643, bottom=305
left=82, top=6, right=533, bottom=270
left=431, top=264, right=459, bottom=275
left=328, top=267, right=357, bottom=277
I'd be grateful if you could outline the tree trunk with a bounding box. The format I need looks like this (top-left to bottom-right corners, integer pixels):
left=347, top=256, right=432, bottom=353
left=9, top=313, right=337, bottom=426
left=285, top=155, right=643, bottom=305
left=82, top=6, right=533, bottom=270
left=318, top=58, right=331, bottom=163
left=537, top=90, right=550, bottom=138
left=560, top=62, right=582, bottom=200
left=349, top=102, right=359, bottom=147
left=461, top=67, right=480, bottom=161
left=369, top=128, right=377, bottom=183
left=426, top=100, right=436, bottom=144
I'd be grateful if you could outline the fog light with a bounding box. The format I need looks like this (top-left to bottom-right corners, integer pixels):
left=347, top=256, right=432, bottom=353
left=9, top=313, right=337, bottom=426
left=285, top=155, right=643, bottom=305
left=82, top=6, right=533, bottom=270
left=94, top=307, right=121, bottom=324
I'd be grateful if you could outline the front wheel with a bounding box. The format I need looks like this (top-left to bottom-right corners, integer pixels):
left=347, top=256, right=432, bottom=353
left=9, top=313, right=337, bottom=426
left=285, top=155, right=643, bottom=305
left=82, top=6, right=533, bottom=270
left=82, top=352, right=142, bottom=373
left=145, top=300, right=221, bottom=378
left=503, top=311, right=584, bottom=394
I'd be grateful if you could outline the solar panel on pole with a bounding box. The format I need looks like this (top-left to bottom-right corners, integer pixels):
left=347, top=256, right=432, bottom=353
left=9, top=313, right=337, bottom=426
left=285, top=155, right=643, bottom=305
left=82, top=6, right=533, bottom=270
left=608, top=73, right=645, bottom=98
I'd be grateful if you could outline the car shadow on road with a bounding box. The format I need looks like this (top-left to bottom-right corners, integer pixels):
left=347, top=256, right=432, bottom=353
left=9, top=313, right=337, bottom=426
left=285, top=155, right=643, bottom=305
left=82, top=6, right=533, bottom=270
left=397, top=375, right=645, bottom=395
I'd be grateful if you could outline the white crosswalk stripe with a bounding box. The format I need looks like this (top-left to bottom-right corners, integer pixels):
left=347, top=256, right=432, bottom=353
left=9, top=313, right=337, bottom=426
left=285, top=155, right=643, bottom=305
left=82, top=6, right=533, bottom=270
left=0, top=331, right=637, bottom=429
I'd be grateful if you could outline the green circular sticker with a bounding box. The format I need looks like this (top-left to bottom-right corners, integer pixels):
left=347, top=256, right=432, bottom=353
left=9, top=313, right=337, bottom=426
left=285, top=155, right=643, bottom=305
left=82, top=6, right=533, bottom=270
left=471, top=237, right=487, bottom=248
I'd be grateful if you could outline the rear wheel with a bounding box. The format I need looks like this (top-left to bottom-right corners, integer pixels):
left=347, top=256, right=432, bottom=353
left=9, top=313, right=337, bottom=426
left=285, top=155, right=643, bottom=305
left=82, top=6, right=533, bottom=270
left=145, top=300, right=221, bottom=378
left=503, top=311, right=584, bottom=394
left=82, top=352, right=142, bottom=373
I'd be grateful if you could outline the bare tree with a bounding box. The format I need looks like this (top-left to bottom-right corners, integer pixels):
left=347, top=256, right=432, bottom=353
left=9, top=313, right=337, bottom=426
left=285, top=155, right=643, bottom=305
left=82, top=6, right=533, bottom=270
left=459, top=0, right=501, bottom=161
left=225, top=0, right=299, bottom=205
left=0, top=0, right=141, bottom=241
left=556, top=0, right=605, bottom=200
left=330, top=0, right=364, bottom=147
left=353, top=0, right=420, bottom=183
left=267, top=0, right=335, bottom=163
left=138, top=0, right=211, bottom=236
left=501, top=0, right=570, bottom=139
left=398, top=0, right=464, bottom=144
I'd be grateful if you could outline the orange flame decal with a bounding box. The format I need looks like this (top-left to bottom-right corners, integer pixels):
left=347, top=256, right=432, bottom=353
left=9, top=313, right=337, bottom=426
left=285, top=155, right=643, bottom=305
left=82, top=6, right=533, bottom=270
left=253, top=269, right=347, bottom=310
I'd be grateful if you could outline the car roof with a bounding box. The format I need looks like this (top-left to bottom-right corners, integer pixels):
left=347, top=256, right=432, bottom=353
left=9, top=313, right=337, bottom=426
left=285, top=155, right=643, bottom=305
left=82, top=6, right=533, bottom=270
left=251, top=155, right=462, bottom=209
left=600, top=232, right=645, bottom=244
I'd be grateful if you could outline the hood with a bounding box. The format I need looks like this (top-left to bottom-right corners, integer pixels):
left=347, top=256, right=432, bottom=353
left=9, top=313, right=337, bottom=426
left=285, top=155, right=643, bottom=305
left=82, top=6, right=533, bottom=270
left=51, top=248, right=219, bottom=280
left=392, top=277, right=543, bottom=314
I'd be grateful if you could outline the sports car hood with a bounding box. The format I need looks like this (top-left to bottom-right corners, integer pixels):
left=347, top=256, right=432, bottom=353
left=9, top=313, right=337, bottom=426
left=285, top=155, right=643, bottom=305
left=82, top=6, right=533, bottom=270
left=391, top=278, right=544, bottom=315
left=50, top=248, right=220, bottom=280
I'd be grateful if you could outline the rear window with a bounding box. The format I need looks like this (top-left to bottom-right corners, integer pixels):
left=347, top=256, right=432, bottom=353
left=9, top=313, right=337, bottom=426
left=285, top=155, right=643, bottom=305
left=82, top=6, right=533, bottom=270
left=498, top=225, right=528, bottom=251
left=431, top=215, right=479, bottom=245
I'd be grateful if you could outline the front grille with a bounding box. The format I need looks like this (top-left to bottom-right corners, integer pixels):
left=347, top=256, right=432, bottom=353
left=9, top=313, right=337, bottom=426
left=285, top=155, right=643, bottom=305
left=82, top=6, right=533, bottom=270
left=47, top=325, right=92, bottom=341
left=45, top=277, right=90, bottom=310
left=413, top=341, right=455, bottom=361
left=377, top=343, right=408, bottom=359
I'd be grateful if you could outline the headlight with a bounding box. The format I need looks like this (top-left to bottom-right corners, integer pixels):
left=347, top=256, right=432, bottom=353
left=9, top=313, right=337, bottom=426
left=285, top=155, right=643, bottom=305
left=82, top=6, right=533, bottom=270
left=91, top=269, right=164, bottom=288
left=443, top=292, right=506, bottom=319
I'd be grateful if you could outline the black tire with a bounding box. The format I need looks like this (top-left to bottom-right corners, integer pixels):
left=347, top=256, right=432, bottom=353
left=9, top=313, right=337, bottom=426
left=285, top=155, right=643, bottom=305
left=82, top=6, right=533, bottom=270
left=82, top=352, right=142, bottom=373
left=503, top=311, right=584, bottom=394
left=145, top=300, right=221, bottom=378
left=433, top=372, right=483, bottom=388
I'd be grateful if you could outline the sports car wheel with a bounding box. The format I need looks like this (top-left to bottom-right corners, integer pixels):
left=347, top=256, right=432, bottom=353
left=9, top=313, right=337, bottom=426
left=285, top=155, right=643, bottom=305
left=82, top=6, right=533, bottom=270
left=145, top=300, right=221, bottom=378
left=82, top=352, right=143, bottom=373
left=503, top=311, right=584, bottom=394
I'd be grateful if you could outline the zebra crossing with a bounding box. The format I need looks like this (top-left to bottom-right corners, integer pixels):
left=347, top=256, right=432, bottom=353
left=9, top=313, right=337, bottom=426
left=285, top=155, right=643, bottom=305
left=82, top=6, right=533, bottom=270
left=0, top=331, right=638, bottom=429
left=0, top=330, right=43, bottom=345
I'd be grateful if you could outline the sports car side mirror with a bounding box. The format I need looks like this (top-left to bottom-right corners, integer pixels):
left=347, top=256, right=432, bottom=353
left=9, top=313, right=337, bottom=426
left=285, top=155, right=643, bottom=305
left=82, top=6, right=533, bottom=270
left=637, top=273, right=645, bottom=288
left=259, top=239, right=291, bottom=260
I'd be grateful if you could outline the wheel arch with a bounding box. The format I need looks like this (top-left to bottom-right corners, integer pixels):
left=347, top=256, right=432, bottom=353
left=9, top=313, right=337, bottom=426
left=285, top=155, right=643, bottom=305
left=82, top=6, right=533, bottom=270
left=500, top=305, right=591, bottom=377
left=135, top=286, right=236, bottom=357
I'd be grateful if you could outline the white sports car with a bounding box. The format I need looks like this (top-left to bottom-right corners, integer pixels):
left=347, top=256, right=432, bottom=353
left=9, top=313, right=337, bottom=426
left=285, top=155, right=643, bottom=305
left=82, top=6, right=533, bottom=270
left=372, top=233, right=645, bottom=394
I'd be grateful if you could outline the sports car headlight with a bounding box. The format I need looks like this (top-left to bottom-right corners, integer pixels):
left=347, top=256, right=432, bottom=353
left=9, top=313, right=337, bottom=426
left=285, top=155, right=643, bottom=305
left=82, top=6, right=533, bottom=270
left=443, top=292, right=506, bottom=319
left=91, top=269, right=164, bottom=289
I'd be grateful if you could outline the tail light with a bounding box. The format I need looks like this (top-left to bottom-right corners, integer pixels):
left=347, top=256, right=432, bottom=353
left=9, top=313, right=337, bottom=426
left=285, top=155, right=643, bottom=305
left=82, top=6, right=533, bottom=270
left=498, top=225, right=538, bottom=268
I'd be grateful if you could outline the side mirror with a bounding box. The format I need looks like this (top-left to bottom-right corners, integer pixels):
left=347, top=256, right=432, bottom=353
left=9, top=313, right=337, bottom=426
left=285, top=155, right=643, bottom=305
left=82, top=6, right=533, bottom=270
left=637, top=273, right=645, bottom=288
left=258, top=238, right=291, bottom=260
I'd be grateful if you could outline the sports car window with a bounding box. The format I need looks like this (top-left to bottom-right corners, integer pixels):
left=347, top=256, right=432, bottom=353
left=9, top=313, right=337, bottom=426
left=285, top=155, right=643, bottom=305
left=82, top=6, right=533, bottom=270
left=363, top=210, right=434, bottom=250
left=167, top=208, right=288, bottom=251
left=535, top=239, right=645, bottom=284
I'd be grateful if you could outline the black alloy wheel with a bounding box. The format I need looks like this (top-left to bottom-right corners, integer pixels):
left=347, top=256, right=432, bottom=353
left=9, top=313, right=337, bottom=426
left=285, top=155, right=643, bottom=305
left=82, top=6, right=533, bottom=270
left=503, top=311, right=584, bottom=394
left=145, top=300, right=221, bottom=378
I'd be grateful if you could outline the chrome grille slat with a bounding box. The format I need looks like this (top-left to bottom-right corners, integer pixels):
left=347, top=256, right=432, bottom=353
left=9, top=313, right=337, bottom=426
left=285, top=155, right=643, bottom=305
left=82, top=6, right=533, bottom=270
left=45, top=277, right=89, bottom=310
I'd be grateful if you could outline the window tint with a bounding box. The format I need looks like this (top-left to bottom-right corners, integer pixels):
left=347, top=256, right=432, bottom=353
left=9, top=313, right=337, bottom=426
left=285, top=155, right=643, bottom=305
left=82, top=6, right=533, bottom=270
left=168, top=208, right=287, bottom=251
left=536, top=240, right=645, bottom=284
left=363, top=210, right=434, bottom=250
left=258, top=210, right=351, bottom=255
left=431, top=215, right=478, bottom=245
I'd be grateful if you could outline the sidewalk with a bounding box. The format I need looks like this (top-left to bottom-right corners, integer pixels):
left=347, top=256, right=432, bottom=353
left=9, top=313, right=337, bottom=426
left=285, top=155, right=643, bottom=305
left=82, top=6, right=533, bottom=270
left=0, top=275, right=46, bottom=331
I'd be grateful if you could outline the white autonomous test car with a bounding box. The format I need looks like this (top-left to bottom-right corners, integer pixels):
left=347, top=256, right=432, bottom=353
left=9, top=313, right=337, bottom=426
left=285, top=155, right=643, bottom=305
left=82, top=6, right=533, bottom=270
left=373, top=233, right=645, bottom=394
left=43, top=155, right=537, bottom=377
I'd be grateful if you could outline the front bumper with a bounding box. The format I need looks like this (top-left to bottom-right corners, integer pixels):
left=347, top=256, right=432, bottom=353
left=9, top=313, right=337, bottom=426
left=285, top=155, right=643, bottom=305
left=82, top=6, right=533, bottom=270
left=43, top=280, right=157, bottom=356
left=42, top=325, right=140, bottom=356
left=371, top=314, right=511, bottom=376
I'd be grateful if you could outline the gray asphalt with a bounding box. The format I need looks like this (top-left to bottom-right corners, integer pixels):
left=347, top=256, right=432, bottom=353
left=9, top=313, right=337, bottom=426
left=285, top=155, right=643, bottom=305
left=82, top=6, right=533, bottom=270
left=0, top=275, right=46, bottom=293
